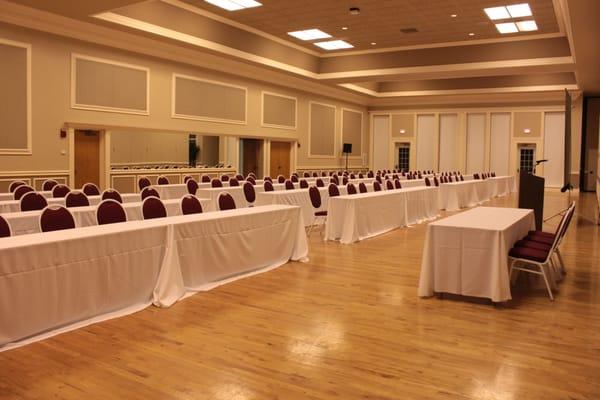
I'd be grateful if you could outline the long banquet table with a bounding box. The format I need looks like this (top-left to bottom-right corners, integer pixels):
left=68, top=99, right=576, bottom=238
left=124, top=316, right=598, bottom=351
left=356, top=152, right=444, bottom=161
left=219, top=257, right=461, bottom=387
left=0, top=204, right=308, bottom=350
left=0, top=194, right=140, bottom=214
left=418, top=207, right=534, bottom=302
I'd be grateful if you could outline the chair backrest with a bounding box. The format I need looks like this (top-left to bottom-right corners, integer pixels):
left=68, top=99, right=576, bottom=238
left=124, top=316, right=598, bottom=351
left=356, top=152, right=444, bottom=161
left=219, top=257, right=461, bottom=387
left=235, top=174, right=244, bottom=181
left=460, top=175, right=464, bottom=181
left=138, top=177, right=151, bottom=190
left=308, top=186, right=322, bottom=209
left=425, top=177, right=431, bottom=187
left=277, top=175, right=285, bottom=183
left=316, top=178, right=325, bottom=187
left=201, top=175, right=211, bottom=183
left=9, top=180, right=26, bottom=193
left=157, top=176, right=169, bottom=185
left=375, top=176, right=382, bottom=184
left=20, top=192, right=48, bottom=211
left=386, top=180, right=394, bottom=190
left=285, top=180, right=295, bottom=190
left=142, top=196, right=167, bottom=219
left=180, top=194, right=203, bottom=215
left=434, top=177, right=439, bottom=186
left=291, top=175, right=299, bottom=182
left=65, top=191, right=90, bottom=208
left=313, top=172, right=319, bottom=177
left=359, top=182, right=368, bottom=193
left=0, top=215, right=11, bottom=237
left=82, top=183, right=100, bottom=196
left=141, top=186, right=160, bottom=200
left=321, top=172, right=328, bottom=177
left=373, top=181, right=382, bottom=192
left=394, top=179, right=402, bottom=189
left=42, top=179, right=59, bottom=191
left=328, top=183, right=340, bottom=197
left=264, top=181, right=274, bottom=192
left=14, top=185, right=34, bottom=200
left=347, top=183, right=357, bottom=195
left=555, top=202, right=576, bottom=247
left=221, top=175, right=230, bottom=182
left=40, top=205, right=75, bottom=232
left=229, top=178, right=240, bottom=187
left=299, top=179, right=309, bottom=189
left=342, top=176, right=349, bottom=185
left=183, top=175, right=192, bottom=183
left=211, top=178, right=223, bottom=188
left=358, top=173, right=364, bottom=179
left=218, top=192, right=236, bottom=211
left=101, top=189, right=123, bottom=203
left=264, top=176, right=272, bottom=182
left=243, top=182, right=256, bottom=204
left=246, top=176, right=256, bottom=185
left=96, top=199, right=127, bottom=225
left=247, top=172, right=256, bottom=179
left=184, top=178, right=198, bottom=195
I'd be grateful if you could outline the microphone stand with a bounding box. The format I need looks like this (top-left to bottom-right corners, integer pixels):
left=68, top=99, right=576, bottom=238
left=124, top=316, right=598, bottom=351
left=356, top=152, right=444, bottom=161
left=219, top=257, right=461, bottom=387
left=544, top=182, right=573, bottom=223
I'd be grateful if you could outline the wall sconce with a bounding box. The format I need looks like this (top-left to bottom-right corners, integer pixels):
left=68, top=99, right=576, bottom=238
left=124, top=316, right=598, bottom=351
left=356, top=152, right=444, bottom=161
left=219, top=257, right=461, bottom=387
left=523, top=128, right=531, bottom=134
left=399, top=129, right=406, bottom=134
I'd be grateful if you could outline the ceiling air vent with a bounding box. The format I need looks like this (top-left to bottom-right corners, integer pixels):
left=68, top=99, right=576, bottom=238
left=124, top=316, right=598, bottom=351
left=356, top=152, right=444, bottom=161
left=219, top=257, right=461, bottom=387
left=400, top=28, right=419, bottom=34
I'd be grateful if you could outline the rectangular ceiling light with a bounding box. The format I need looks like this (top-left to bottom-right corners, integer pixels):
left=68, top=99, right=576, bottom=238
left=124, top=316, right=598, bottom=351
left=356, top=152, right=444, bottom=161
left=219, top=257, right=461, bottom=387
left=495, top=22, right=519, bottom=33
left=204, top=0, right=262, bottom=11
left=314, top=40, right=354, bottom=50
left=516, top=20, right=538, bottom=31
left=507, top=3, right=532, bottom=18
left=484, top=6, right=510, bottom=20
left=287, top=29, right=332, bottom=41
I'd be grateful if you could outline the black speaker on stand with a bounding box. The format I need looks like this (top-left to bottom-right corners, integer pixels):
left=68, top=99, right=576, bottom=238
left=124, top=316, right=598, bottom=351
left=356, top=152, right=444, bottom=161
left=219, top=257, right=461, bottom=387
left=342, top=143, right=352, bottom=171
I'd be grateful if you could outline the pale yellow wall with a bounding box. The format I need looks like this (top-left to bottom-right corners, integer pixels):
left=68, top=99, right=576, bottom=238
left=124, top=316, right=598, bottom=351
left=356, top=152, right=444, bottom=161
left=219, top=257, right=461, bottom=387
left=111, top=131, right=189, bottom=165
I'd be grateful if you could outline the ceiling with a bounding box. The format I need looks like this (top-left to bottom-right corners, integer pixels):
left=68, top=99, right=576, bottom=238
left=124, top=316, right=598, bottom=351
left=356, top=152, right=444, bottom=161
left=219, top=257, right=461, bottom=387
left=1, top=0, right=598, bottom=104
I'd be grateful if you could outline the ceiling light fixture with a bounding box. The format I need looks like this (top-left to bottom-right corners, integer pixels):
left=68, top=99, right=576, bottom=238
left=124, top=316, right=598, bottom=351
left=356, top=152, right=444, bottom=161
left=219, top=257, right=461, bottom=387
left=314, top=40, right=354, bottom=50
left=341, top=26, right=348, bottom=30
left=204, top=0, right=262, bottom=11
left=507, top=3, right=532, bottom=18
left=523, top=128, right=531, bottom=134
left=399, top=129, right=406, bottom=134
left=349, top=7, right=361, bottom=15
left=468, top=32, right=475, bottom=36
left=288, top=29, right=332, bottom=41
left=451, top=14, right=457, bottom=18
left=516, top=20, right=538, bottom=31
left=495, top=22, right=519, bottom=34
left=371, top=42, right=377, bottom=45
left=484, top=6, right=510, bottom=20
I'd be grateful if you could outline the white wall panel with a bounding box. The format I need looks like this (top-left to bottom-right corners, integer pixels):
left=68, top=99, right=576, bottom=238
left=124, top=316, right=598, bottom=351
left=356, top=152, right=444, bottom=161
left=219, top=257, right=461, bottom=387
left=466, top=113, right=486, bottom=174
left=543, top=112, right=565, bottom=187
left=438, top=114, right=458, bottom=172
left=373, top=116, right=390, bottom=171
left=490, top=113, right=511, bottom=176
left=416, top=114, right=435, bottom=171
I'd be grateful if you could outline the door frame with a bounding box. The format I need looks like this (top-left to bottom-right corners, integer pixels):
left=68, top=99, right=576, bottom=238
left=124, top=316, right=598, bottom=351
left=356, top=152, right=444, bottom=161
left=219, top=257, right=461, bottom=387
left=69, top=128, right=109, bottom=190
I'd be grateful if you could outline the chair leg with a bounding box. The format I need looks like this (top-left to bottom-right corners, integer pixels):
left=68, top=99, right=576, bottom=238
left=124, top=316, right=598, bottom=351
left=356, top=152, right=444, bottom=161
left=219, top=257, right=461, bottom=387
left=539, top=263, right=554, bottom=301
left=509, top=258, right=518, bottom=284
left=306, top=216, right=317, bottom=237
left=556, top=249, right=566, bottom=275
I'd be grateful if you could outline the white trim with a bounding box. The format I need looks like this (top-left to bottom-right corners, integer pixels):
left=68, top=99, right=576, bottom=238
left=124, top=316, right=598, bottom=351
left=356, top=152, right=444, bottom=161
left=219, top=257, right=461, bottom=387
left=260, top=91, right=297, bottom=130
left=171, top=73, right=248, bottom=125
left=70, top=53, right=150, bottom=115
left=371, top=84, right=580, bottom=98
left=0, top=37, right=31, bottom=155
left=340, top=107, right=364, bottom=160
left=308, top=101, right=337, bottom=159
left=0, top=170, right=70, bottom=177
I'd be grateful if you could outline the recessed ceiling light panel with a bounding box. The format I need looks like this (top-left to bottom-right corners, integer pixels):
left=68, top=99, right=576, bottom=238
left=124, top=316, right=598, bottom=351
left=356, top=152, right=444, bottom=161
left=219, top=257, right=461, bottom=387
left=288, top=29, right=332, bottom=41
left=496, top=22, right=519, bottom=33
left=484, top=6, right=510, bottom=20
left=204, top=0, right=262, bottom=11
left=507, top=3, right=532, bottom=18
left=516, top=20, right=538, bottom=31
left=314, top=40, right=354, bottom=50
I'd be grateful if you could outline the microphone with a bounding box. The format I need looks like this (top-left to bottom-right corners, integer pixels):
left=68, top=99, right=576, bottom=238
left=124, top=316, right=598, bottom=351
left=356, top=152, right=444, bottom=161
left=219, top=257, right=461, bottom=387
left=535, top=159, right=549, bottom=165
left=560, top=183, right=573, bottom=193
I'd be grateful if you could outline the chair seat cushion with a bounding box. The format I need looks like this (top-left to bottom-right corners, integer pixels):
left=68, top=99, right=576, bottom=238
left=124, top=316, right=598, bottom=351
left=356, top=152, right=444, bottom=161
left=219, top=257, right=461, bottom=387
left=525, top=234, right=554, bottom=245
left=528, top=230, right=555, bottom=239
left=515, top=239, right=551, bottom=252
left=509, top=246, right=549, bottom=263
left=314, top=211, right=327, bottom=216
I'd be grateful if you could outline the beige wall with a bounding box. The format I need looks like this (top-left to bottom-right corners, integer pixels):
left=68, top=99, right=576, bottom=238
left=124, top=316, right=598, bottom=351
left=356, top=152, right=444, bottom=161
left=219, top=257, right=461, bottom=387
left=111, top=131, right=188, bottom=165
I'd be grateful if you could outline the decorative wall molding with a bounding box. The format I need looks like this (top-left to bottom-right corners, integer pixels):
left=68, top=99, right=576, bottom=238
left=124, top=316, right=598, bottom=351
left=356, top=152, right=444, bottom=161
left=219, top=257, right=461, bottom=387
left=261, top=91, right=297, bottom=130
left=308, top=101, right=337, bottom=159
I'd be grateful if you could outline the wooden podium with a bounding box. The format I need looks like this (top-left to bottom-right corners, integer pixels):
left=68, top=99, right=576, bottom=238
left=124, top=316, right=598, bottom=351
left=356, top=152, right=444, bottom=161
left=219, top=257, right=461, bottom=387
left=518, top=172, right=545, bottom=230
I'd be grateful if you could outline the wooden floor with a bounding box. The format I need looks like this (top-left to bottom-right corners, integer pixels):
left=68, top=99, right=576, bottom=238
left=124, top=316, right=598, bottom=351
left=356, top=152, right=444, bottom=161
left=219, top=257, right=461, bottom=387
left=1, top=191, right=599, bottom=399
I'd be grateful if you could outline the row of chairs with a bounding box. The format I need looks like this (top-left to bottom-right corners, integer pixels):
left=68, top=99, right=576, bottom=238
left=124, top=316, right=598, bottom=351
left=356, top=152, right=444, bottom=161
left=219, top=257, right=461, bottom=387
left=8, top=181, right=101, bottom=200
left=474, top=172, right=497, bottom=179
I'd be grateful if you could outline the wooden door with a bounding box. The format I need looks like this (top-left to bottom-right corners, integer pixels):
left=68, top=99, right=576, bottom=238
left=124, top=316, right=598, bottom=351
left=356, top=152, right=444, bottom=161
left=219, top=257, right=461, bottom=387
left=270, top=141, right=291, bottom=178
left=242, top=139, right=261, bottom=176
left=74, top=130, right=100, bottom=188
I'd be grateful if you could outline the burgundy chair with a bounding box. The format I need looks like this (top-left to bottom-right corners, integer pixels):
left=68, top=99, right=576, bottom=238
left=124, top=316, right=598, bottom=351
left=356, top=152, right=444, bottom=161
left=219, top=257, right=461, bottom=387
left=434, top=177, right=440, bottom=186
left=142, top=196, right=167, bottom=220
left=285, top=180, right=295, bottom=190
left=342, top=176, right=349, bottom=185
left=101, top=189, right=123, bottom=203
left=460, top=175, right=465, bottom=181
left=491, top=172, right=496, bottom=177
left=350, top=174, right=356, bottom=179
left=313, top=172, right=319, bottom=178
left=211, top=178, right=223, bottom=188
left=359, top=182, right=368, bottom=193
left=277, top=175, right=285, bottom=184
left=299, top=179, right=309, bottom=189
left=96, top=199, right=127, bottom=225
left=321, top=172, right=327, bottom=177
left=235, top=174, right=244, bottom=181
left=246, top=176, right=256, bottom=185
left=0, top=215, right=11, bottom=237
left=386, top=180, right=394, bottom=190
left=328, top=183, right=340, bottom=197
left=201, top=175, right=211, bottom=183
left=183, top=175, right=193, bottom=183
left=474, top=173, right=480, bottom=180
left=229, top=178, right=240, bottom=187
left=14, top=185, right=34, bottom=200
left=367, top=171, right=374, bottom=178
left=264, top=176, right=273, bottom=183
left=425, top=177, right=431, bottom=187
left=347, top=183, right=357, bottom=195
left=187, top=179, right=199, bottom=195
left=218, top=192, right=236, bottom=211
left=375, top=176, right=383, bottom=184
left=9, top=180, right=26, bottom=193
left=221, top=175, right=230, bottom=182
left=373, top=181, right=382, bottom=192
left=82, top=183, right=100, bottom=196
left=448, top=175, right=454, bottom=183
left=42, top=179, right=59, bottom=191
left=180, top=194, right=203, bottom=215
left=394, top=179, right=402, bottom=189
left=141, top=186, right=160, bottom=200
left=330, top=176, right=339, bottom=186
left=358, top=173, right=364, bottom=179
left=138, top=177, right=151, bottom=191
left=40, top=205, right=75, bottom=232
left=307, top=186, right=327, bottom=236
left=315, top=178, right=325, bottom=187
left=157, top=176, right=169, bottom=185
left=20, top=192, right=48, bottom=211
left=65, top=191, right=90, bottom=208
left=243, top=182, right=256, bottom=206
left=291, top=175, right=299, bottom=183
left=264, top=181, right=274, bottom=192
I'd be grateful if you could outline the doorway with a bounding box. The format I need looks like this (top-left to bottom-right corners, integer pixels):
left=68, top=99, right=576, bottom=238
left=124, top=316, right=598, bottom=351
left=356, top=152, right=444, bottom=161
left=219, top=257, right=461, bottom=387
left=518, top=144, right=536, bottom=174
left=240, top=139, right=263, bottom=177
left=395, top=143, right=410, bottom=172
left=74, top=129, right=100, bottom=188
left=270, top=141, right=291, bottom=178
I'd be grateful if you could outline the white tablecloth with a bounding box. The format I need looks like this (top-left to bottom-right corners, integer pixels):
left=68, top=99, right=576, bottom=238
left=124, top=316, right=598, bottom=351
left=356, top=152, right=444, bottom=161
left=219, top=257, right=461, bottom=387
left=325, top=190, right=409, bottom=244
left=197, top=187, right=249, bottom=210
left=0, top=193, right=140, bottom=214
left=1, top=198, right=213, bottom=236
left=0, top=205, right=308, bottom=350
left=400, top=187, right=440, bottom=225
left=418, top=207, right=534, bottom=302
left=0, top=191, right=139, bottom=202
left=152, top=184, right=188, bottom=200
left=437, top=181, right=480, bottom=211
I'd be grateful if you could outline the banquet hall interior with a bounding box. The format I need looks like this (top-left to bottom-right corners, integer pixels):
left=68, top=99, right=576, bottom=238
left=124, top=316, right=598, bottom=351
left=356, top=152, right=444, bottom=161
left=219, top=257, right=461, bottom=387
left=1, top=0, right=600, bottom=398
